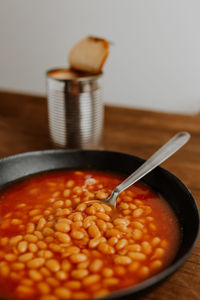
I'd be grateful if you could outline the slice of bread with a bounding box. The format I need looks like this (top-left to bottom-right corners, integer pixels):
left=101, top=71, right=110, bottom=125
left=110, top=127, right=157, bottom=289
left=68, top=36, right=109, bottom=74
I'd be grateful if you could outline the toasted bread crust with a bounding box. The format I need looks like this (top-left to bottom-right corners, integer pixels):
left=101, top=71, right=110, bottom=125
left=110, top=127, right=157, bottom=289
left=68, top=36, right=109, bottom=74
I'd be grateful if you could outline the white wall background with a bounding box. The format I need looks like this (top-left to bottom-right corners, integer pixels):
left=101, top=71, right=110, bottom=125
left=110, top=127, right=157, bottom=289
left=0, top=0, right=200, bottom=113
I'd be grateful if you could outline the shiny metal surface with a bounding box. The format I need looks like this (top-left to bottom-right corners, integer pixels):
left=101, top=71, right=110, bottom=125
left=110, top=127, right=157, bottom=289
left=83, top=132, right=191, bottom=208
left=46, top=69, right=103, bottom=149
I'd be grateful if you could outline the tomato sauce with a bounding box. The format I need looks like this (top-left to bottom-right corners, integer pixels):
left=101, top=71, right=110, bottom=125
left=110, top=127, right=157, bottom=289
left=0, top=170, right=180, bottom=300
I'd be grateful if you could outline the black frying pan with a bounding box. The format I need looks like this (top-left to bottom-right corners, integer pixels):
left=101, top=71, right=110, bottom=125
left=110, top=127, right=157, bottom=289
left=0, top=149, right=199, bottom=300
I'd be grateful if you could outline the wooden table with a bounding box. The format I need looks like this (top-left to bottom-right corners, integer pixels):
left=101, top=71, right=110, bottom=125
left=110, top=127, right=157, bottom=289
left=0, top=91, right=200, bottom=300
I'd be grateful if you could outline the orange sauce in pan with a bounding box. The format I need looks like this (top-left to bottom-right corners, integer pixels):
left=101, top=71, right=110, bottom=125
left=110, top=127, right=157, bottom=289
left=0, top=170, right=180, bottom=300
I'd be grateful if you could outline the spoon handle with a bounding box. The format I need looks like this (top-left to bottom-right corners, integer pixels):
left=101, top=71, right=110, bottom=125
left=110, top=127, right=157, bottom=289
left=115, top=132, right=190, bottom=195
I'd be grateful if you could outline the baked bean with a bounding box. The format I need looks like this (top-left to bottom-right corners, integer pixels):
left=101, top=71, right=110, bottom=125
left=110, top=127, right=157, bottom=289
left=34, top=231, right=44, bottom=240
left=0, top=263, right=10, bottom=277
left=92, top=203, right=105, bottom=212
left=108, top=237, right=118, bottom=246
left=54, top=222, right=70, bottom=233
left=102, top=268, right=114, bottom=277
left=40, top=267, right=51, bottom=277
left=66, top=180, right=75, bottom=188
left=90, top=259, right=103, bottom=273
left=56, top=208, right=71, bottom=217
left=66, top=280, right=81, bottom=290
left=131, top=221, right=144, bottom=230
left=27, top=258, right=45, bottom=269
left=53, top=200, right=64, bottom=208
left=64, top=200, right=71, bottom=208
left=11, top=218, right=22, bottom=225
left=116, top=239, right=128, bottom=250
left=55, top=232, right=71, bottom=243
left=129, top=203, right=137, bottom=210
left=72, top=292, right=89, bottom=299
left=85, top=205, right=96, bottom=215
left=141, top=241, right=152, bottom=255
left=58, top=218, right=72, bottom=224
left=71, top=230, right=85, bottom=239
left=83, top=216, right=96, bottom=228
left=71, top=269, right=88, bottom=279
left=88, top=237, right=101, bottom=248
left=20, top=279, right=34, bottom=286
left=29, top=269, right=43, bottom=281
left=126, top=244, right=141, bottom=252
left=54, top=287, right=71, bottom=298
left=114, top=218, right=129, bottom=226
left=93, top=289, right=109, bottom=298
left=18, top=241, right=28, bottom=253
left=73, top=186, right=83, bottom=195
left=61, top=260, right=71, bottom=271
left=128, top=261, right=140, bottom=272
left=56, top=270, right=68, bottom=280
left=63, top=189, right=71, bottom=197
left=103, top=278, right=119, bottom=287
left=106, top=222, right=114, bottom=229
left=12, top=262, right=25, bottom=270
left=9, top=235, right=23, bottom=245
left=29, top=243, right=38, bottom=253
left=150, top=259, right=163, bottom=270
left=132, top=229, right=142, bottom=240
left=161, top=239, right=168, bottom=249
left=46, top=277, right=59, bottom=287
left=88, top=224, right=101, bottom=238
left=77, top=261, right=90, bottom=269
left=83, top=274, right=100, bottom=286
left=1, top=237, right=9, bottom=246
left=52, top=191, right=60, bottom=198
left=4, top=253, right=17, bottom=261
left=45, top=259, right=60, bottom=272
left=133, top=208, right=143, bottom=218
left=70, top=253, right=87, bottom=263
left=43, top=228, right=54, bottom=237
left=128, top=252, right=146, bottom=261
left=49, top=243, right=61, bottom=253
left=19, top=253, right=34, bottom=262
left=152, top=248, right=165, bottom=259
left=44, top=236, right=54, bottom=244
left=114, top=255, right=132, bottom=265
left=64, top=246, right=80, bottom=255
left=151, top=237, right=161, bottom=247
left=106, top=229, right=121, bottom=239
left=37, top=241, right=47, bottom=249
left=76, top=203, right=87, bottom=212
left=37, top=282, right=51, bottom=294
left=29, top=209, right=41, bottom=216
left=149, top=223, right=157, bottom=232
left=96, top=212, right=110, bottom=222
left=96, top=219, right=107, bottom=231
left=139, top=266, right=150, bottom=278
left=98, top=243, right=115, bottom=254
left=119, top=202, right=129, bottom=210
left=16, top=285, right=35, bottom=297
left=24, top=234, right=38, bottom=243
left=37, top=218, right=46, bottom=230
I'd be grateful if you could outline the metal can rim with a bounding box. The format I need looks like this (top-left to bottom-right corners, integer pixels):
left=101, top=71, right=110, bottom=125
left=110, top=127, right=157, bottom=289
left=46, top=67, right=103, bottom=82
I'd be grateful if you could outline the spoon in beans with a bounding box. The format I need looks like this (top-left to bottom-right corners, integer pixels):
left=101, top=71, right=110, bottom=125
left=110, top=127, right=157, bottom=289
left=84, top=132, right=190, bottom=209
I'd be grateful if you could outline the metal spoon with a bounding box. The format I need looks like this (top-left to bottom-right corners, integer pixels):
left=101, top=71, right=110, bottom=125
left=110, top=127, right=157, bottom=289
left=85, top=132, right=190, bottom=208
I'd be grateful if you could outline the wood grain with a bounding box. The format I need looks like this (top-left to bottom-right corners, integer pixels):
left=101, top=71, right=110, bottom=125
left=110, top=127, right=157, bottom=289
left=0, top=90, right=200, bottom=300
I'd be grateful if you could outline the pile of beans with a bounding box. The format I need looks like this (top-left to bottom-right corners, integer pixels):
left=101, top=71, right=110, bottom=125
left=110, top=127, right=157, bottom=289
left=0, top=171, right=180, bottom=300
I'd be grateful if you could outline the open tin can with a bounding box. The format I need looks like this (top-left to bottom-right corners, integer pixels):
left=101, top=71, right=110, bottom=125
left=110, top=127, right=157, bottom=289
left=46, top=68, right=104, bottom=149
